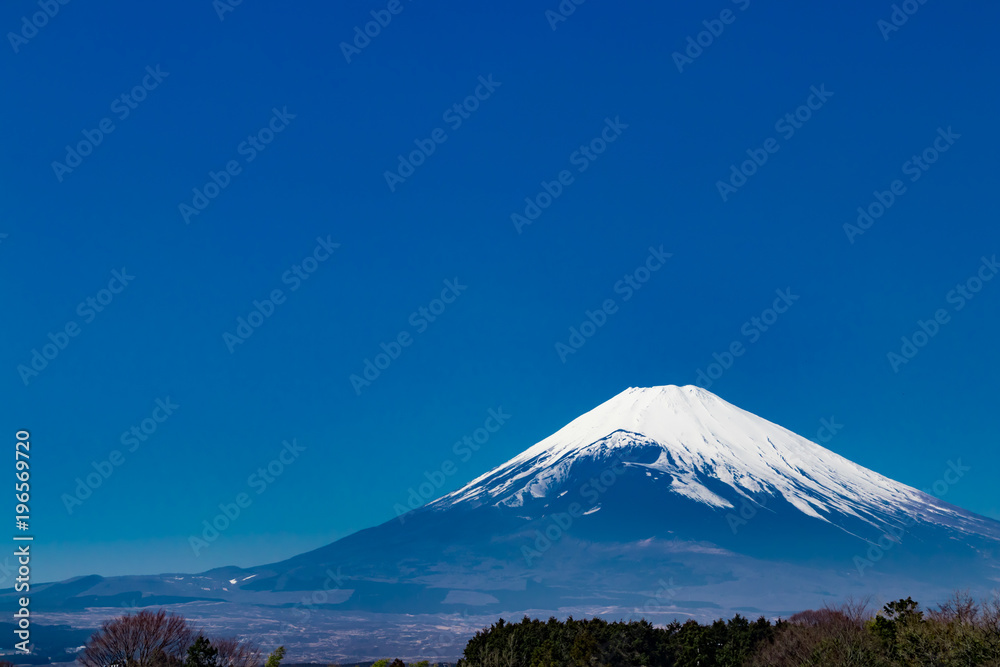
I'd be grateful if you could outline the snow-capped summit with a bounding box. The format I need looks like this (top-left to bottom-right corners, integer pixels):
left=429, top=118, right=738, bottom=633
left=432, top=385, right=968, bottom=535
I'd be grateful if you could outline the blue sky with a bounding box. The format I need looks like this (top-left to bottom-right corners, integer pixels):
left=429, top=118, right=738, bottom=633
left=2, top=0, right=999, bottom=583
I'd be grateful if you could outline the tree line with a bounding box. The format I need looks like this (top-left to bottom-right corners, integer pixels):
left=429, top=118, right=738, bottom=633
left=457, top=592, right=1000, bottom=666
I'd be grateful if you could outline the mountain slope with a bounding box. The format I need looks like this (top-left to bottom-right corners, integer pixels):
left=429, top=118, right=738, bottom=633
left=230, top=384, right=1000, bottom=607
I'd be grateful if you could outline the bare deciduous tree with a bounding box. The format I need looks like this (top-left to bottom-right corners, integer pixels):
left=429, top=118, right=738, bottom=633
left=80, top=609, right=193, bottom=667
left=929, top=589, right=979, bottom=625
left=213, top=637, right=263, bottom=667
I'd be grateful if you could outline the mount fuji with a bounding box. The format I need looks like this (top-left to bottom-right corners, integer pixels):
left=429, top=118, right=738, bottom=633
left=22, top=386, right=1000, bottom=661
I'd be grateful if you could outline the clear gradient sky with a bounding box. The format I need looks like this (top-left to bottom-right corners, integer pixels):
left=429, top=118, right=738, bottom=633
left=2, top=0, right=999, bottom=583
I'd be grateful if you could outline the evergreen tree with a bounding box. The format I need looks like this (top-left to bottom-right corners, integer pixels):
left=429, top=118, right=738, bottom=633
left=185, top=637, right=218, bottom=667
left=263, top=646, right=285, bottom=667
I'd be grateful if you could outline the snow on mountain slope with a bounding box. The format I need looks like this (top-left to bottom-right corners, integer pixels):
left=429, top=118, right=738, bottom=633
left=430, top=385, right=987, bottom=538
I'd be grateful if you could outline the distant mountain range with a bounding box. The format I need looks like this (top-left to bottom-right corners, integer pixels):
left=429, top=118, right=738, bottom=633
left=19, top=386, right=1000, bottom=662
